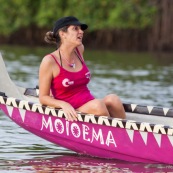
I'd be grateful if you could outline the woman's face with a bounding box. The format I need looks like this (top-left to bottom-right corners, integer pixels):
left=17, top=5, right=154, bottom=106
left=61, top=25, right=84, bottom=46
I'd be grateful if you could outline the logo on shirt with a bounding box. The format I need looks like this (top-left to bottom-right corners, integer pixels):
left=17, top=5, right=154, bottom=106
left=62, top=78, right=74, bottom=87
left=85, top=72, right=91, bottom=79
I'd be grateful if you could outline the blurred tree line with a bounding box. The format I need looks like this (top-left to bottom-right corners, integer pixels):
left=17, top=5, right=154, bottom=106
left=0, top=0, right=172, bottom=51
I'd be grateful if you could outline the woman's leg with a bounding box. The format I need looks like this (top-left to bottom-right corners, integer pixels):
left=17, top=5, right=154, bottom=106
left=77, top=99, right=110, bottom=117
left=103, top=94, right=126, bottom=119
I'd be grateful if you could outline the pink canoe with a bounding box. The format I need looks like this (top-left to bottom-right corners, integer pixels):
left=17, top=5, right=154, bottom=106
left=0, top=53, right=173, bottom=164
left=1, top=88, right=173, bottom=164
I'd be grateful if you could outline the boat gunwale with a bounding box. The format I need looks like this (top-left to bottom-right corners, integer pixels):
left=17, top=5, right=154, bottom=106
left=0, top=93, right=173, bottom=137
left=24, top=87, right=173, bottom=118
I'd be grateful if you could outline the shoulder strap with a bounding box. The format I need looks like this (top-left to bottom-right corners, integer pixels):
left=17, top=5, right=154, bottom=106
left=49, top=54, right=62, bottom=67
left=75, top=47, right=84, bottom=62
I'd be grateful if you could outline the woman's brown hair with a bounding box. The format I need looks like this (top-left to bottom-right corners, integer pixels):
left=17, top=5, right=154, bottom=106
left=44, top=26, right=69, bottom=47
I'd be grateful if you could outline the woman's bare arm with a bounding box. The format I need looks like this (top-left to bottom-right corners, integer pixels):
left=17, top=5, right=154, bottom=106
left=39, top=55, right=78, bottom=121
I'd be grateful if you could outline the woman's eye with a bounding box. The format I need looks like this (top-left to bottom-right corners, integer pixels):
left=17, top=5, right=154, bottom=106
left=74, top=26, right=79, bottom=31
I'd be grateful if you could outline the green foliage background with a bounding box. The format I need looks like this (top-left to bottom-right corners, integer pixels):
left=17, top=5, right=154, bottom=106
left=0, top=0, right=157, bottom=35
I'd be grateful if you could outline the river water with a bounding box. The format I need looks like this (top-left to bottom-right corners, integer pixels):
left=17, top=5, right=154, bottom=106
left=0, top=45, right=173, bottom=172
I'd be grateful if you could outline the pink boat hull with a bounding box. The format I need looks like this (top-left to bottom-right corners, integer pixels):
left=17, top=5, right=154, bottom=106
left=1, top=99, right=173, bottom=164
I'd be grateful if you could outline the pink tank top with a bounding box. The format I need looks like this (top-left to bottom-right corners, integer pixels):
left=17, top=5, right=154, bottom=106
left=50, top=49, right=95, bottom=109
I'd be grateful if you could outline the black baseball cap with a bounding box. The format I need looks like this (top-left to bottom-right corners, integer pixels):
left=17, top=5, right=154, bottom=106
left=53, top=16, right=88, bottom=37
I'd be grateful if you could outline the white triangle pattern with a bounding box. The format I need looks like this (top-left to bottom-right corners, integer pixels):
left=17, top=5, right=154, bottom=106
left=140, top=131, right=148, bottom=145
left=131, top=104, right=137, bottom=112
left=36, top=89, right=39, bottom=96
left=19, top=109, right=26, bottom=122
left=6, top=106, right=13, bottom=117
left=168, top=136, right=173, bottom=147
left=147, top=106, right=154, bottom=114
left=163, top=108, right=169, bottom=116
left=153, top=133, right=161, bottom=147
left=126, top=129, right=134, bottom=142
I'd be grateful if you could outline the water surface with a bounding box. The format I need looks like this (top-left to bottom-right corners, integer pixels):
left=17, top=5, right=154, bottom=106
left=0, top=45, right=173, bottom=172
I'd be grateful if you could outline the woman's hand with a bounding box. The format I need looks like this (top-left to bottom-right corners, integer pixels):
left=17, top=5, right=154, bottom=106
left=59, top=101, right=78, bottom=121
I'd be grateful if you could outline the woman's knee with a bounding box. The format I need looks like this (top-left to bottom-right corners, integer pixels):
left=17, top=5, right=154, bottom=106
left=78, top=99, right=109, bottom=116
left=104, top=94, right=122, bottom=107
left=103, top=94, right=126, bottom=119
left=91, top=99, right=109, bottom=116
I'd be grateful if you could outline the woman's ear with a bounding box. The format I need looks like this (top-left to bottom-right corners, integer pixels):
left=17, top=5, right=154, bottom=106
left=59, top=30, right=66, bottom=39
left=59, top=30, right=63, bottom=38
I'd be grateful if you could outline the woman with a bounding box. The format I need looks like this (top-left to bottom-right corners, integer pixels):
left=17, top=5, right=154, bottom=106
left=39, top=16, right=126, bottom=121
